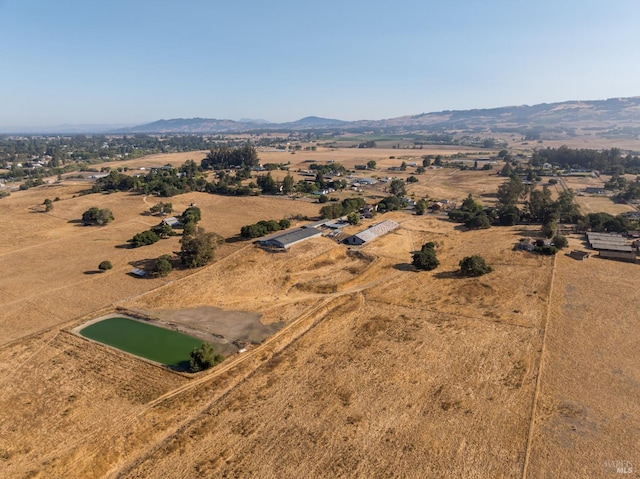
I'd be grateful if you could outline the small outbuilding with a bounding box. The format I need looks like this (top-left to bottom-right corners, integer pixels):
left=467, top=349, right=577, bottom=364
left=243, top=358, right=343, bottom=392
left=130, top=268, right=147, bottom=277
left=345, top=220, right=399, bottom=246
left=257, top=227, right=322, bottom=249
left=569, top=250, right=590, bottom=261
left=161, top=216, right=182, bottom=228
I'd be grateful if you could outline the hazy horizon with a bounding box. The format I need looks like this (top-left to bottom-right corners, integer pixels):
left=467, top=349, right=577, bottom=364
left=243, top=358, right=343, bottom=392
left=1, top=0, right=639, bottom=129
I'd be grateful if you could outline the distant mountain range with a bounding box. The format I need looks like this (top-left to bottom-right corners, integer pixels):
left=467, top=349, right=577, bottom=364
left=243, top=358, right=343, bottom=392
left=110, top=97, right=640, bottom=138
left=3, top=97, right=639, bottom=136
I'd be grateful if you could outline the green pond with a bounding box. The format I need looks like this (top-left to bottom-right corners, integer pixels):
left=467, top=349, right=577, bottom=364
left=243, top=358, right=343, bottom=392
left=80, top=317, right=203, bottom=369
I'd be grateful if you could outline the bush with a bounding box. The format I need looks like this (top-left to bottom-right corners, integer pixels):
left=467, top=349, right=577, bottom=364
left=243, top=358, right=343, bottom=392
left=98, top=260, right=112, bottom=271
left=459, top=255, right=492, bottom=277
left=189, top=343, right=224, bottom=372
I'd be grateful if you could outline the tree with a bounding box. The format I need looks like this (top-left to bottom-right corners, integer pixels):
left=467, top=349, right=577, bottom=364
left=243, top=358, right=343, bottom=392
left=180, top=227, right=218, bottom=268
left=154, top=255, right=173, bottom=277
left=389, top=179, right=406, bottom=197
left=377, top=195, right=405, bottom=212
left=282, top=174, right=295, bottom=194
left=181, top=205, right=201, bottom=224
left=131, top=230, right=160, bottom=247
left=460, top=194, right=483, bottom=214
left=82, top=207, right=114, bottom=226
left=406, top=176, right=418, bottom=183
left=189, top=342, right=224, bottom=372
left=415, top=199, right=427, bottom=215
left=150, top=202, right=173, bottom=216
left=459, top=255, right=492, bottom=277
left=43, top=198, right=53, bottom=212
left=527, top=187, right=553, bottom=222
left=465, top=213, right=492, bottom=230
left=347, top=212, right=360, bottom=225
left=152, top=223, right=174, bottom=239
left=542, top=220, right=558, bottom=239
left=416, top=166, right=426, bottom=174
left=497, top=205, right=521, bottom=226
left=412, top=242, right=439, bottom=271
left=367, top=160, right=377, bottom=169
left=257, top=173, right=279, bottom=194
left=98, top=260, right=112, bottom=272
left=497, top=176, right=524, bottom=208
left=552, top=234, right=569, bottom=249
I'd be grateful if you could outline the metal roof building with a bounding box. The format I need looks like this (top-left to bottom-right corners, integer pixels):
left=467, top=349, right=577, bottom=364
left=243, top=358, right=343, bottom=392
left=345, top=220, right=399, bottom=246
left=257, top=227, right=322, bottom=249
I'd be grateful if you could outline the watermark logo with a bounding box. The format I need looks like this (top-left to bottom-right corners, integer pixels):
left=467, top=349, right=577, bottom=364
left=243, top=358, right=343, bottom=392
left=604, top=460, right=633, bottom=474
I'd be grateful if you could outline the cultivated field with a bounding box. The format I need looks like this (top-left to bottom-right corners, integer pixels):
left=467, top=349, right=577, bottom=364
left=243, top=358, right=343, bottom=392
left=0, top=147, right=637, bottom=478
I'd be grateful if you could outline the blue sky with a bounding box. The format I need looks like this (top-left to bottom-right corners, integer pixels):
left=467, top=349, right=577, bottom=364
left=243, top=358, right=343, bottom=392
left=1, top=0, right=639, bottom=129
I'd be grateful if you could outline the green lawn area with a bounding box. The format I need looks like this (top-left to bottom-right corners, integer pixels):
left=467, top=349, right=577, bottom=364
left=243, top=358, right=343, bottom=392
left=80, top=317, right=203, bottom=369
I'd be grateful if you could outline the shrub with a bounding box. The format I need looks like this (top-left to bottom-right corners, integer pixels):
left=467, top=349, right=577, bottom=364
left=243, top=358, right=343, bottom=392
left=459, top=255, right=492, bottom=277
left=98, top=260, right=113, bottom=271
left=189, top=343, right=224, bottom=372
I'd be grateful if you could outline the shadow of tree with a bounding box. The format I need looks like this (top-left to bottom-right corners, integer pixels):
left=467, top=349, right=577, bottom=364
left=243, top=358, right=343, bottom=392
left=433, top=270, right=462, bottom=279
left=392, top=263, right=416, bottom=272
left=225, top=235, right=246, bottom=244
left=83, top=270, right=103, bottom=275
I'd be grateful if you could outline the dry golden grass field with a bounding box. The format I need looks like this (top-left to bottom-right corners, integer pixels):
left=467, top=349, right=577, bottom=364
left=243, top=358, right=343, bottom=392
left=0, top=148, right=638, bottom=478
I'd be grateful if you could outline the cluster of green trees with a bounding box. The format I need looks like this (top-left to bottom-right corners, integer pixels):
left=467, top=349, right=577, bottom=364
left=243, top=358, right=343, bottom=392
left=579, top=212, right=637, bottom=233
left=0, top=134, right=226, bottom=181
left=531, top=146, right=640, bottom=174
left=82, top=207, right=114, bottom=226
left=130, top=219, right=175, bottom=248
left=320, top=197, right=366, bottom=219
left=448, top=195, right=492, bottom=230
left=176, top=207, right=221, bottom=268
left=240, top=219, right=291, bottom=238
left=201, top=145, right=259, bottom=169
left=377, top=195, right=406, bottom=213
left=608, top=176, right=640, bottom=202
left=149, top=201, right=173, bottom=215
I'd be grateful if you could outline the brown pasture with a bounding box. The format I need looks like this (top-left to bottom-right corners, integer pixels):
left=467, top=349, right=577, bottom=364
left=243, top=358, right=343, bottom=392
left=0, top=149, right=637, bottom=478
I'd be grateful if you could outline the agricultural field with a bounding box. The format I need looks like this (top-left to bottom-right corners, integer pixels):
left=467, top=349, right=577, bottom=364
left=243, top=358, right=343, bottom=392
left=0, top=147, right=637, bottom=478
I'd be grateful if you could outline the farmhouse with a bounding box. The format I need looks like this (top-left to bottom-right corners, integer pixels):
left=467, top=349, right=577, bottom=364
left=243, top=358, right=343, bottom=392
left=257, top=227, right=322, bottom=249
left=345, top=220, right=399, bottom=246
